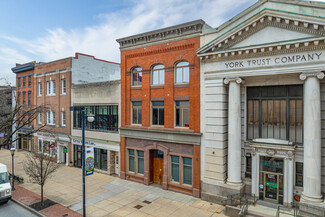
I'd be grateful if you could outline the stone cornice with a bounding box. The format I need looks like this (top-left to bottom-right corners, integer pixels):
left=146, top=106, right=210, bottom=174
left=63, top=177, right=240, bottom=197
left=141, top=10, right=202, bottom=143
left=116, top=20, right=205, bottom=51
left=198, top=10, right=325, bottom=57
left=200, top=36, right=325, bottom=62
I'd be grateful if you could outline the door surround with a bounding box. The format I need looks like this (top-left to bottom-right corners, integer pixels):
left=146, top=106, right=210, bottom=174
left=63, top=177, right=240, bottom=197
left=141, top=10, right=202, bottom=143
left=143, top=143, right=169, bottom=190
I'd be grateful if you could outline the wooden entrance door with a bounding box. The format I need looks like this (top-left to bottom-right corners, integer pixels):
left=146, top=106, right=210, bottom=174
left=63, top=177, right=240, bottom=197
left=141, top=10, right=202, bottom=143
left=153, top=158, right=163, bottom=184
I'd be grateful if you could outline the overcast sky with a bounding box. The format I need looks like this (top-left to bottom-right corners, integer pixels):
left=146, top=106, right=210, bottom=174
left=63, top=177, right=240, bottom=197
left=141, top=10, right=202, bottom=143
left=1, top=0, right=324, bottom=85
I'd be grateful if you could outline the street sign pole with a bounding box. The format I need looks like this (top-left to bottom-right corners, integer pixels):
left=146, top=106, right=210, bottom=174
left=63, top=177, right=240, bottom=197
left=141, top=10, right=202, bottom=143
left=82, top=109, right=86, bottom=217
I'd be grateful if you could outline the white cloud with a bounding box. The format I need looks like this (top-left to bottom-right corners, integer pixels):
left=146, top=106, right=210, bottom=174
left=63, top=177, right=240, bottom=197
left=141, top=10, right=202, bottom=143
left=0, top=0, right=254, bottom=84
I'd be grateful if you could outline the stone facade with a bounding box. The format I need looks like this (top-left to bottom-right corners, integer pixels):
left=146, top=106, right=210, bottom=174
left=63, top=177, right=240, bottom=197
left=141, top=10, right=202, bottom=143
left=198, top=0, right=325, bottom=213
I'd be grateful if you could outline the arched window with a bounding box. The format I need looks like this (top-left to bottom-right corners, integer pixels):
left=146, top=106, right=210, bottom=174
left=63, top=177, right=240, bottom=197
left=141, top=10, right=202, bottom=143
left=151, top=64, right=165, bottom=85
left=131, top=67, right=142, bottom=86
left=175, top=61, right=189, bottom=84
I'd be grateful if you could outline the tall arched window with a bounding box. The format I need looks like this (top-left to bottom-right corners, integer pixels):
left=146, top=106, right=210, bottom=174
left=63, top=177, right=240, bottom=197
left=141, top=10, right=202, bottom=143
left=151, top=64, right=165, bottom=85
left=175, top=61, right=189, bottom=84
left=131, top=67, right=142, bottom=86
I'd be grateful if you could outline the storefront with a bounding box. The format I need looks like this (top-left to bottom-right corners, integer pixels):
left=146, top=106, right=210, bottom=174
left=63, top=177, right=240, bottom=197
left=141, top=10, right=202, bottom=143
left=72, top=138, right=119, bottom=175
left=197, top=0, right=325, bottom=212
left=123, top=137, right=200, bottom=197
left=17, top=130, right=33, bottom=152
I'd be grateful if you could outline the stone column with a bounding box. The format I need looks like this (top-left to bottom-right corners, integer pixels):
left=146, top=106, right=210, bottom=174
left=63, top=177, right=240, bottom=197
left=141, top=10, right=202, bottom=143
left=224, top=77, right=243, bottom=185
left=300, top=72, right=324, bottom=203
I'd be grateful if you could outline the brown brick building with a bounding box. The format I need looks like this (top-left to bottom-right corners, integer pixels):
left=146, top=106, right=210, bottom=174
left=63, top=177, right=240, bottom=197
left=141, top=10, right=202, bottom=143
left=12, top=62, right=37, bottom=152
left=33, top=58, right=72, bottom=164
left=117, top=20, right=210, bottom=197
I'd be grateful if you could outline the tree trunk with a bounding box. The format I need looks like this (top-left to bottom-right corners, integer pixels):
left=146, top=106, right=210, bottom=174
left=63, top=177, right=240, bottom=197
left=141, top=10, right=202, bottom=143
left=41, top=184, right=44, bottom=206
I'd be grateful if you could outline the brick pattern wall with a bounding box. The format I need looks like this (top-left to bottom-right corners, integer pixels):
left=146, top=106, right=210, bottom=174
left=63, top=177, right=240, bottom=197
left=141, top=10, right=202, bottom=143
left=121, top=37, right=201, bottom=133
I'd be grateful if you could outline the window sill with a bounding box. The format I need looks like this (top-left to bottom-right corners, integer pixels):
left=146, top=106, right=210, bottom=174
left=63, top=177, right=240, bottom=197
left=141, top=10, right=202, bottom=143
left=168, top=181, right=192, bottom=190
left=174, top=83, right=189, bottom=88
left=151, top=85, right=164, bottom=89
left=46, top=94, right=56, bottom=97
left=131, top=86, right=142, bottom=90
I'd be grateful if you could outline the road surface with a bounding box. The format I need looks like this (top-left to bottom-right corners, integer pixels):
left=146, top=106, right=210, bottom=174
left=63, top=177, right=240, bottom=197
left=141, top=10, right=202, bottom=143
left=0, top=200, right=37, bottom=217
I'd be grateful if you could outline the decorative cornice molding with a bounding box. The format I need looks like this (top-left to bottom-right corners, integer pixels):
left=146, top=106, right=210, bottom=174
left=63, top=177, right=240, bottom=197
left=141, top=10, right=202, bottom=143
left=224, top=77, right=244, bottom=85
left=199, top=13, right=325, bottom=59
left=125, top=43, right=195, bottom=59
left=117, top=20, right=205, bottom=50
left=299, top=72, right=325, bottom=80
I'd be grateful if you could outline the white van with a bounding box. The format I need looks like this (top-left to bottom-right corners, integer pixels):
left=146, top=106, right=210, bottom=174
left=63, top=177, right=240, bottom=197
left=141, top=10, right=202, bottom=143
left=0, top=163, right=11, bottom=203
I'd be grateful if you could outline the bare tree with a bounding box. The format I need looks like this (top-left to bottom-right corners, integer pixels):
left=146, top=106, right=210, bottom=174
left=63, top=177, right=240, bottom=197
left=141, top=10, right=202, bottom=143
left=0, top=82, right=50, bottom=149
left=23, top=152, right=61, bottom=205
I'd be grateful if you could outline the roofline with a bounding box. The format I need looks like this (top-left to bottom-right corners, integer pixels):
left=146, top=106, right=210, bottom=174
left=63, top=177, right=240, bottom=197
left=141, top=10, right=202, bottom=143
left=11, top=62, right=35, bottom=74
left=197, top=6, right=325, bottom=54
left=74, top=52, right=120, bottom=65
left=116, top=19, right=205, bottom=42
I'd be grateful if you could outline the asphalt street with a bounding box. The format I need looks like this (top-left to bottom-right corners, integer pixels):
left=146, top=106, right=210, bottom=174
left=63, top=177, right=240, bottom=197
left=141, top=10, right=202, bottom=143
left=0, top=200, right=37, bottom=217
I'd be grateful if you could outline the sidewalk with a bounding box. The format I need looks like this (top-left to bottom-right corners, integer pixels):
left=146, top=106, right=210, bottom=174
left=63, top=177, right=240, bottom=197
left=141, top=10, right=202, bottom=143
left=0, top=149, right=226, bottom=217
left=11, top=185, right=82, bottom=217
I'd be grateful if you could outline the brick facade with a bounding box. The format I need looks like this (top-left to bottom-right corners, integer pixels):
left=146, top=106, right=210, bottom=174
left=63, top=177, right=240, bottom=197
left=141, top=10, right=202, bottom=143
left=117, top=20, right=206, bottom=197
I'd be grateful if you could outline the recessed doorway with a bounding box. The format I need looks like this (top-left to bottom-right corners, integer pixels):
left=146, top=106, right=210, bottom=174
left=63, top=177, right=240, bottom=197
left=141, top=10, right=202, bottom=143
left=150, top=150, right=164, bottom=185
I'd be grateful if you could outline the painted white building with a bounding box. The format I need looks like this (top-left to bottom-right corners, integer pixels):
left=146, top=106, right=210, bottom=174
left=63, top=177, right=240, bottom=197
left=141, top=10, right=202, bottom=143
left=71, top=54, right=121, bottom=175
left=198, top=0, right=325, bottom=214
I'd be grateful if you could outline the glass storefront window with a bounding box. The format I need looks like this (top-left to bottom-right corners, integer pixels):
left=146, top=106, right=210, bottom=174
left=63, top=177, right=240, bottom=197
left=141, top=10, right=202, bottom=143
left=137, top=151, right=144, bottom=174
left=183, top=157, right=192, bottom=185
left=94, top=148, right=107, bottom=171
left=171, top=156, right=180, bottom=182
left=296, top=162, right=303, bottom=187
left=128, top=149, right=135, bottom=172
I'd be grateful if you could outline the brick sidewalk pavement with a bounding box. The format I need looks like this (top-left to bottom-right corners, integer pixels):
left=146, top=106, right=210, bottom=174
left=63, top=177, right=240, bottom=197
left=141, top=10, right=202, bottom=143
left=0, top=149, right=226, bottom=217
left=11, top=185, right=82, bottom=217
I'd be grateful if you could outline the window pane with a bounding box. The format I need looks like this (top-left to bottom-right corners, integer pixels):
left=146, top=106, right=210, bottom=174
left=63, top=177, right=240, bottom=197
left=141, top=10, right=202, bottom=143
left=133, top=102, right=142, bottom=107
left=129, top=149, right=134, bottom=155
left=261, top=100, right=267, bottom=138
left=137, top=151, right=144, bottom=174
left=153, top=64, right=164, bottom=70
left=132, top=73, right=138, bottom=86
left=183, top=108, right=189, bottom=127
left=159, top=70, right=164, bottom=84
left=267, top=100, right=274, bottom=138
left=176, top=108, right=180, bottom=126
left=176, top=61, right=189, bottom=67
left=183, top=165, right=192, bottom=185
left=138, top=108, right=142, bottom=124
left=253, top=100, right=259, bottom=138
left=129, top=156, right=135, bottom=172
left=296, top=162, right=303, bottom=186
left=183, top=67, right=189, bottom=83
left=296, top=100, right=303, bottom=143
left=171, top=156, right=179, bottom=163
left=176, top=68, right=182, bottom=83
left=274, top=100, right=280, bottom=139
left=172, top=163, right=179, bottom=182
left=289, top=100, right=296, bottom=142
left=247, top=100, right=253, bottom=139
left=159, top=108, right=164, bottom=125
left=132, top=108, right=137, bottom=124
left=183, top=157, right=192, bottom=166
left=152, top=71, right=158, bottom=85
left=152, top=101, right=164, bottom=106
left=280, top=100, right=287, bottom=140
left=152, top=108, right=158, bottom=125
left=138, top=72, right=142, bottom=85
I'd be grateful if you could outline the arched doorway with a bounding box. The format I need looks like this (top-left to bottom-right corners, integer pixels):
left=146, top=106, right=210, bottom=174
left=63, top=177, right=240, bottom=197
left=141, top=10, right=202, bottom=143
left=150, top=150, right=164, bottom=184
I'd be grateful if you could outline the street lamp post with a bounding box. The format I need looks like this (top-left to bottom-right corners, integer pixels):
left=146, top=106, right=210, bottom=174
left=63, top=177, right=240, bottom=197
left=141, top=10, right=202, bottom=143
left=70, top=106, right=94, bottom=217
left=10, top=147, right=15, bottom=191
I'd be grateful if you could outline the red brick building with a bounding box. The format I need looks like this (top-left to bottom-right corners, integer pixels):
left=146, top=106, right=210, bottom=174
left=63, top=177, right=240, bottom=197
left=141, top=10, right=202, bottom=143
left=12, top=62, right=37, bottom=152
left=117, top=20, right=208, bottom=197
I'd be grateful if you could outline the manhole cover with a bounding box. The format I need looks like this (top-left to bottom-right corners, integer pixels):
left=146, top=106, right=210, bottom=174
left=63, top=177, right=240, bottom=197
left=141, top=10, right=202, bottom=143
left=134, top=205, right=143, bottom=210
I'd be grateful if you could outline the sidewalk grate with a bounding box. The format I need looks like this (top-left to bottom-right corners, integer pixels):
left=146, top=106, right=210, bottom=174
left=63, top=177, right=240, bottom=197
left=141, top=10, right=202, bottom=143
left=134, top=205, right=143, bottom=209
left=143, top=200, right=151, bottom=204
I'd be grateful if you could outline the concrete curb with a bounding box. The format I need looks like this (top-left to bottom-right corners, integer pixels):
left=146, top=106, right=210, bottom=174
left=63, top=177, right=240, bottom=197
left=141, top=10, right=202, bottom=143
left=11, top=198, right=46, bottom=217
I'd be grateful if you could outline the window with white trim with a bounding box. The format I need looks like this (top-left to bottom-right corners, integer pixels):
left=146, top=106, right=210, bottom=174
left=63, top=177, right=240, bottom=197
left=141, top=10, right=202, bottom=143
left=61, top=111, right=66, bottom=126
left=38, top=112, right=42, bottom=124
left=175, top=61, right=189, bottom=84
left=47, top=110, right=55, bottom=125
left=151, top=64, right=165, bottom=85
left=61, top=79, right=66, bottom=94
left=38, top=82, right=42, bottom=96
left=46, top=80, right=55, bottom=96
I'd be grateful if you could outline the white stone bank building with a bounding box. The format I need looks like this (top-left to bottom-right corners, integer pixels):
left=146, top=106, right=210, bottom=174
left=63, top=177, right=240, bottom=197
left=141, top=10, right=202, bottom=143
left=198, top=0, right=325, bottom=213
